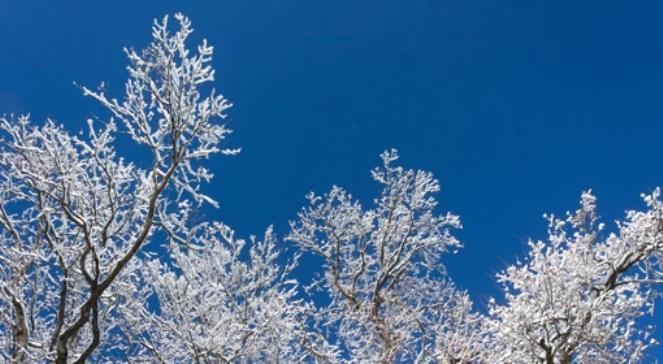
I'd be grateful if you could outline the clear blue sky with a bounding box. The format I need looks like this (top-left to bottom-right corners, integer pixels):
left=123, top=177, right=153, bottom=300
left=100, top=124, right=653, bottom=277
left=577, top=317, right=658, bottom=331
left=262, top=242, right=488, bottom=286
left=1, top=0, right=662, bottom=356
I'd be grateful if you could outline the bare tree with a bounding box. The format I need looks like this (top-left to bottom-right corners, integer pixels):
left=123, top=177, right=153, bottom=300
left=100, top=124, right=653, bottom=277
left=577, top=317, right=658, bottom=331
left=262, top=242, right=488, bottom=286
left=113, top=223, right=328, bottom=363
left=0, top=13, right=234, bottom=362
left=287, top=150, right=481, bottom=363
left=485, top=190, right=663, bottom=363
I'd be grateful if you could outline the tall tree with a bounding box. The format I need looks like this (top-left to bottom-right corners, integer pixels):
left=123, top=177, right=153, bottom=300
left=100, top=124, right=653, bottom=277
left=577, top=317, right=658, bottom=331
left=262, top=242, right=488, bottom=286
left=287, top=150, right=482, bottom=363
left=485, top=190, right=663, bottom=363
left=0, top=13, right=235, bottom=362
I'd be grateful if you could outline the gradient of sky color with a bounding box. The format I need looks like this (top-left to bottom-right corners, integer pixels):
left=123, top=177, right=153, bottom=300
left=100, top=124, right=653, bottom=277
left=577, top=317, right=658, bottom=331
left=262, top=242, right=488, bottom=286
left=1, top=0, right=662, bottom=359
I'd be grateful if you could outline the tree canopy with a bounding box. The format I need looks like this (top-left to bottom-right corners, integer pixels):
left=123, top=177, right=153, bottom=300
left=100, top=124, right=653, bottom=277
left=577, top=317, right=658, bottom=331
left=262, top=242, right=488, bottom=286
left=0, top=14, right=662, bottom=364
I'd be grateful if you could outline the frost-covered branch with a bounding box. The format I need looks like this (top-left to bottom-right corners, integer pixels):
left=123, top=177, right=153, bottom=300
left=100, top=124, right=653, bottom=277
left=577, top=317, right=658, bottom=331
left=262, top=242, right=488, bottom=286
left=114, top=224, right=320, bottom=363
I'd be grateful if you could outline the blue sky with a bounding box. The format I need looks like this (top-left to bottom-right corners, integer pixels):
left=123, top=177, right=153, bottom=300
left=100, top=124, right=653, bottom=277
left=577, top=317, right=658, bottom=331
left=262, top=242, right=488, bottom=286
left=1, top=0, right=663, bottom=356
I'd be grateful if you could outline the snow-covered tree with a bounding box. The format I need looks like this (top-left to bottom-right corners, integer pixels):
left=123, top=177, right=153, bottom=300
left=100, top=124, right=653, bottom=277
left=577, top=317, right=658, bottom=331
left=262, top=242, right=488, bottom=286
left=485, top=189, right=663, bottom=363
left=112, top=222, right=328, bottom=363
left=0, top=13, right=236, bottom=362
left=287, top=150, right=482, bottom=363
